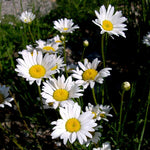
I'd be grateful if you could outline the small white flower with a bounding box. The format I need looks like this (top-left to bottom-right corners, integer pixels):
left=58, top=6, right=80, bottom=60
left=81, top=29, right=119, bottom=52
left=85, top=125, right=102, bottom=147
left=0, top=85, right=14, bottom=108
left=36, top=39, right=60, bottom=54
left=92, top=5, right=127, bottom=38
left=72, top=58, right=112, bottom=89
left=41, top=75, right=83, bottom=109
left=20, top=11, right=35, bottom=23
left=143, top=32, right=150, bottom=46
left=48, top=35, right=62, bottom=46
left=49, top=54, right=66, bottom=73
left=51, top=102, right=97, bottom=145
left=15, top=50, right=57, bottom=86
left=53, top=18, right=79, bottom=33
left=18, top=44, right=36, bottom=55
left=99, top=105, right=112, bottom=121
left=93, top=142, right=111, bottom=150
left=85, top=103, right=101, bottom=121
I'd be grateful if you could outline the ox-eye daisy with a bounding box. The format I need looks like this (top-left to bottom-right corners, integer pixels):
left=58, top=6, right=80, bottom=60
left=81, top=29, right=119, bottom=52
left=41, top=75, right=83, bottom=109
left=72, top=58, right=112, bottom=89
left=36, top=39, right=60, bottom=54
left=85, top=103, right=101, bottom=121
left=0, top=85, right=14, bottom=108
left=92, top=5, right=127, bottom=38
left=93, top=142, right=111, bottom=150
left=49, top=54, right=65, bottom=73
left=20, top=11, right=35, bottom=24
left=99, top=105, right=112, bottom=122
left=53, top=18, right=79, bottom=33
left=51, top=102, right=97, bottom=145
left=15, top=50, right=57, bottom=86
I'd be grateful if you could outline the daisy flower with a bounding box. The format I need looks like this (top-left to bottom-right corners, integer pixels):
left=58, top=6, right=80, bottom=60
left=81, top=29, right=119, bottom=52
left=85, top=125, right=102, bottom=147
left=15, top=50, right=57, bottom=86
left=53, top=18, right=79, bottom=33
left=0, top=85, right=14, bottom=108
left=92, top=5, right=127, bottom=38
left=49, top=54, right=66, bottom=73
left=41, top=75, right=83, bottom=109
left=36, top=39, right=60, bottom=54
left=143, top=32, right=150, bottom=46
left=72, top=58, right=112, bottom=89
left=99, top=105, right=112, bottom=122
left=48, top=35, right=62, bottom=45
left=93, top=142, right=111, bottom=150
left=20, top=11, right=35, bottom=24
left=51, top=102, right=97, bottom=145
left=85, top=103, right=101, bottom=121
left=18, top=44, right=37, bottom=56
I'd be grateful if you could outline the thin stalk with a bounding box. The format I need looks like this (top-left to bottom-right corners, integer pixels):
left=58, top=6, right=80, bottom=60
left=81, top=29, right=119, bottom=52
left=0, top=122, right=24, bottom=150
left=101, top=34, right=105, bottom=68
left=117, top=90, right=125, bottom=139
left=92, top=88, right=97, bottom=105
left=81, top=47, right=86, bottom=62
left=138, top=91, right=150, bottom=150
left=101, top=84, right=105, bottom=105
left=28, top=24, right=35, bottom=43
left=62, top=35, right=68, bottom=77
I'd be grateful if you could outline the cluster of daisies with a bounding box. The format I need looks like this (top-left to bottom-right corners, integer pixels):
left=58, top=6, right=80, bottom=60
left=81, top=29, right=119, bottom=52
left=0, top=4, right=128, bottom=150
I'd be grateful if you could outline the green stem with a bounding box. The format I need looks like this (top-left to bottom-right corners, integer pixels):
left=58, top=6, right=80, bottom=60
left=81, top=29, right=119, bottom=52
left=62, top=35, right=68, bottom=77
left=101, top=34, right=105, bottom=68
left=0, top=122, right=24, bottom=150
left=28, top=24, right=35, bottom=43
left=101, top=84, right=105, bottom=105
left=81, top=47, right=86, bottom=62
left=138, top=90, right=150, bottom=150
left=117, top=90, right=125, bottom=139
left=92, top=88, right=97, bottom=105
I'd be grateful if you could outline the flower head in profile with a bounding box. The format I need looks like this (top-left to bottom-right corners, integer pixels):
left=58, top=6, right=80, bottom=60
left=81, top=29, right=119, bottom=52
left=72, top=58, right=112, bottom=89
left=92, top=5, right=127, bottom=38
left=36, top=39, right=60, bottom=54
left=49, top=54, right=66, bottom=73
left=143, top=32, right=150, bottom=46
left=41, top=75, right=83, bottom=109
left=15, top=50, right=57, bottom=86
left=20, top=11, right=35, bottom=24
left=18, top=44, right=36, bottom=56
left=0, top=85, right=14, bottom=108
left=53, top=18, right=79, bottom=33
left=93, top=142, right=111, bottom=150
left=48, top=35, right=62, bottom=46
left=51, top=102, right=97, bottom=145
left=85, top=103, right=101, bottom=121
left=99, top=105, right=112, bottom=121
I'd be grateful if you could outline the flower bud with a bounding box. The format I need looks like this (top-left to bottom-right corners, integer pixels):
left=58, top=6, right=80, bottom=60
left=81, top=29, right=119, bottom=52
left=121, top=81, right=131, bottom=91
left=60, top=35, right=65, bottom=41
left=83, top=40, right=89, bottom=47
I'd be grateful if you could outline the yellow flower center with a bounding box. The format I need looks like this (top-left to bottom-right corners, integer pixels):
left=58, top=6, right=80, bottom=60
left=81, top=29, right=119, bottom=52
left=51, top=65, right=58, bottom=71
left=0, top=93, right=4, bottom=104
left=29, top=65, right=46, bottom=78
left=43, top=46, right=55, bottom=52
left=55, top=40, right=62, bottom=43
left=53, top=89, right=69, bottom=101
left=100, top=113, right=106, bottom=118
left=82, top=69, right=98, bottom=81
left=63, top=28, right=68, bottom=31
left=65, top=118, right=81, bottom=132
left=92, top=112, right=97, bottom=119
left=102, top=20, right=113, bottom=31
